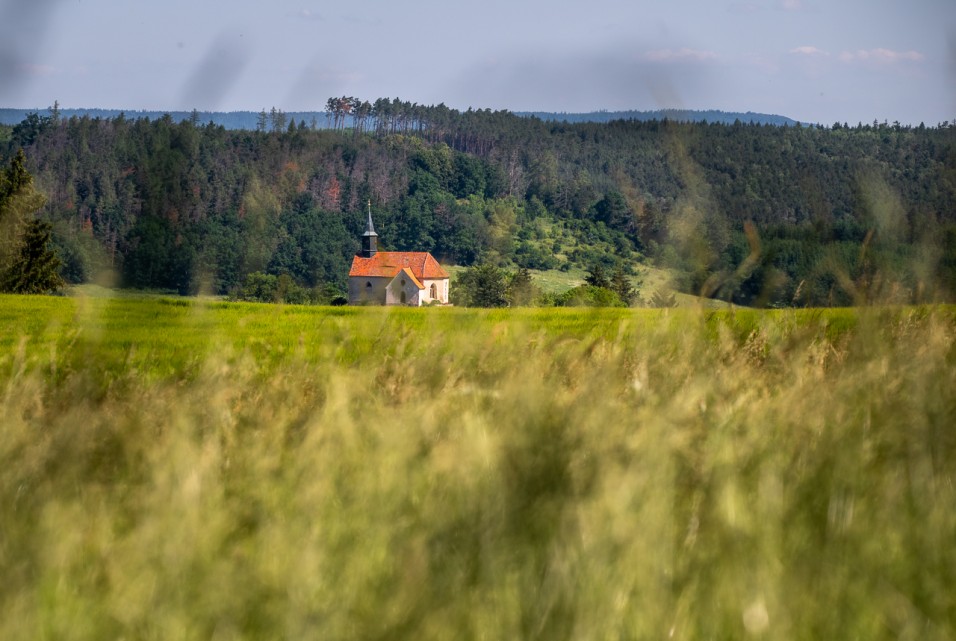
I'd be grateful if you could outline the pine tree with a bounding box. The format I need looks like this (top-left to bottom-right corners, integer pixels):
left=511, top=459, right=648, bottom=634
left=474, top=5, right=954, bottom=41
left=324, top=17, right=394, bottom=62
left=610, top=264, right=636, bottom=306
left=584, top=263, right=610, bottom=289
left=473, top=264, right=508, bottom=307
left=3, top=219, right=64, bottom=294
left=0, top=150, right=64, bottom=294
left=452, top=262, right=508, bottom=307
left=0, top=150, right=46, bottom=275
left=507, top=267, right=536, bottom=306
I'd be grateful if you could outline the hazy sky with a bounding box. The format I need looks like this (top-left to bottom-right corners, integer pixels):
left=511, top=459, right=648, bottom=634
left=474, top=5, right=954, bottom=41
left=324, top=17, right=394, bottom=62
left=2, top=0, right=954, bottom=125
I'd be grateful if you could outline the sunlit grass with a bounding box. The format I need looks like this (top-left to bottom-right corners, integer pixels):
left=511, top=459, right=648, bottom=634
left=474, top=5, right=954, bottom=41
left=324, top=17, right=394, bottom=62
left=1, top=294, right=954, bottom=639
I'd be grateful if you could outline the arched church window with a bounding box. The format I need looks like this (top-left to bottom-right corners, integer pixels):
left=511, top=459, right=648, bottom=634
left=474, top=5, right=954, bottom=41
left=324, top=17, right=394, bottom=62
left=430, top=283, right=438, bottom=299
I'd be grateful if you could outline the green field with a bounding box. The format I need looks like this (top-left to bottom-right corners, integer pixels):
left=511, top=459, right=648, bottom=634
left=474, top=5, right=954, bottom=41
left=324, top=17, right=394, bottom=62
left=2, top=294, right=955, bottom=640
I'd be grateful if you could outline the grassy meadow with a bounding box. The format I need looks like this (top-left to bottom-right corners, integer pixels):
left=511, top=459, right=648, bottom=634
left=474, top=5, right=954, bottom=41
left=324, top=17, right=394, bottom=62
left=1, top=293, right=955, bottom=640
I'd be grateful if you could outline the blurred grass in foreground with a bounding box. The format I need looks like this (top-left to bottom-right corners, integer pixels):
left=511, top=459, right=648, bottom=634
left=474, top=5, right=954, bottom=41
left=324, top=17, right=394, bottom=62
left=1, top=295, right=955, bottom=640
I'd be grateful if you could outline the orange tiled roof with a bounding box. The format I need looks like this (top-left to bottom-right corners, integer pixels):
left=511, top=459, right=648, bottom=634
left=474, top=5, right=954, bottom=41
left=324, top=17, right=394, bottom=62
left=398, top=267, right=425, bottom=290
left=349, top=252, right=449, bottom=280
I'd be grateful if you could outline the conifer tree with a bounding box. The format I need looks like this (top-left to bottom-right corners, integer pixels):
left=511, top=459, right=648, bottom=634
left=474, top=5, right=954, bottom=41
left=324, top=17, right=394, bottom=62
left=0, top=150, right=64, bottom=294
left=584, top=263, right=610, bottom=289
left=452, top=262, right=508, bottom=307
left=507, top=267, right=536, bottom=306
left=1, top=150, right=45, bottom=274
left=610, top=264, right=636, bottom=306
left=3, top=219, right=64, bottom=294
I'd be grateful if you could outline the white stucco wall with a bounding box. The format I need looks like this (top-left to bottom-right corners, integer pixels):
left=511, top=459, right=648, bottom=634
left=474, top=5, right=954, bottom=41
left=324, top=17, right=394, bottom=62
left=348, top=276, right=390, bottom=304
left=349, top=275, right=449, bottom=306
left=385, top=274, right=422, bottom=306
left=421, top=278, right=449, bottom=304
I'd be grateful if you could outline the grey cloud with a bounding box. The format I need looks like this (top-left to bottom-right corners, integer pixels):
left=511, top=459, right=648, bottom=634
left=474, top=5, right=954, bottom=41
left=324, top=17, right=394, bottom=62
left=949, top=30, right=956, bottom=118
left=0, top=0, right=63, bottom=102
left=284, top=59, right=364, bottom=110
left=179, top=33, right=253, bottom=111
left=446, top=46, right=716, bottom=111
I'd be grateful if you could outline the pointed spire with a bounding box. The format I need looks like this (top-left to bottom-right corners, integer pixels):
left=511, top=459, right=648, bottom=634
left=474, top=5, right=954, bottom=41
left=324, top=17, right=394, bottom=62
left=363, top=199, right=377, bottom=237
left=360, top=199, right=378, bottom=258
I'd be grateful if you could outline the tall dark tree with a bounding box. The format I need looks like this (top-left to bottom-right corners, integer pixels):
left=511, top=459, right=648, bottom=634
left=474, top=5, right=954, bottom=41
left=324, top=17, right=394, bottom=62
left=11, top=112, right=52, bottom=147
left=584, top=263, right=610, bottom=289
left=0, top=150, right=61, bottom=293
left=610, top=263, right=637, bottom=306
left=2, top=219, right=64, bottom=294
left=507, top=267, right=536, bottom=306
left=452, top=262, right=508, bottom=307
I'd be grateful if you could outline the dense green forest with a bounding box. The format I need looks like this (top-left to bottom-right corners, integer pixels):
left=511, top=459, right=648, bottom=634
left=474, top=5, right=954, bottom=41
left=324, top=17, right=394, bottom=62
left=517, top=109, right=799, bottom=126
left=1, top=99, right=954, bottom=306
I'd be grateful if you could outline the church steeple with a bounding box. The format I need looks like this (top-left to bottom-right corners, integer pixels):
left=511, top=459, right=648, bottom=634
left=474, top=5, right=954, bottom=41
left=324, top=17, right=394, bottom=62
left=361, top=199, right=378, bottom=258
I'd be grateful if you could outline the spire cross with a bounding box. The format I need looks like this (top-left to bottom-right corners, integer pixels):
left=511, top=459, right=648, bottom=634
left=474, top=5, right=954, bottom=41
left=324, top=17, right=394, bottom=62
left=364, top=199, right=376, bottom=235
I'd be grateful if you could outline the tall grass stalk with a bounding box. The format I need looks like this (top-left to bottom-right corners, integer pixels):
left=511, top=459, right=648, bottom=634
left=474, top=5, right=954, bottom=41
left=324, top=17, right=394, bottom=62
left=1, top=296, right=954, bottom=639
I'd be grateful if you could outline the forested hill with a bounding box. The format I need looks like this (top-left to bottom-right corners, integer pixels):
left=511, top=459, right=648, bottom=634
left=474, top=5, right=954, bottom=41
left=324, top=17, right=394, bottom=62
left=2, top=101, right=955, bottom=306
left=1, top=106, right=800, bottom=130
left=0, top=108, right=321, bottom=131
left=515, top=109, right=800, bottom=126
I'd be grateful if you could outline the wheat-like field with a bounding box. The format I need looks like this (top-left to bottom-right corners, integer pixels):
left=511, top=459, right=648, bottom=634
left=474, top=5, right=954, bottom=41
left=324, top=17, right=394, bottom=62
left=1, top=295, right=954, bottom=640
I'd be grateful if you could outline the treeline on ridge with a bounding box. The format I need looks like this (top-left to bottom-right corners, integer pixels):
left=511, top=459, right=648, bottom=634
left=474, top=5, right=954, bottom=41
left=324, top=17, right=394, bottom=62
left=1, top=99, right=955, bottom=306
